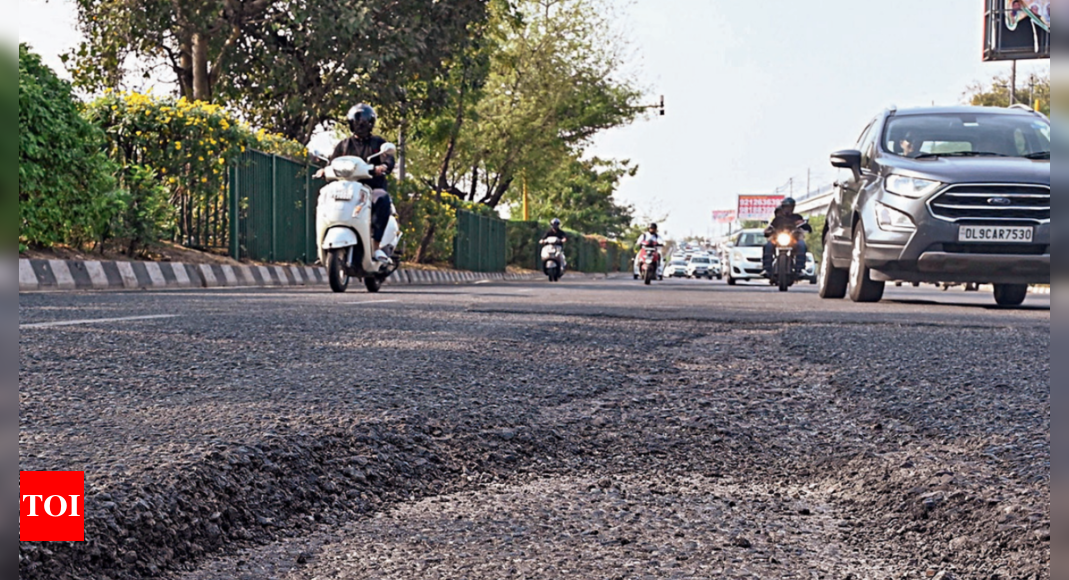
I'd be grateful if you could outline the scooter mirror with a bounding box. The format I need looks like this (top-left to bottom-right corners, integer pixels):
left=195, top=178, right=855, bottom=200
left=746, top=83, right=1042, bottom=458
left=307, top=144, right=331, bottom=162
left=379, top=142, right=397, bottom=157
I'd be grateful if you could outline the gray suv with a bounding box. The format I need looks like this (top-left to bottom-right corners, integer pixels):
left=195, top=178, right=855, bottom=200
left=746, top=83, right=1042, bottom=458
left=818, top=106, right=1050, bottom=306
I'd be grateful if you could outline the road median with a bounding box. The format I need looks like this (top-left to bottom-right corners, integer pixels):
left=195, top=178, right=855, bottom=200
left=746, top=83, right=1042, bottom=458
left=18, top=258, right=545, bottom=292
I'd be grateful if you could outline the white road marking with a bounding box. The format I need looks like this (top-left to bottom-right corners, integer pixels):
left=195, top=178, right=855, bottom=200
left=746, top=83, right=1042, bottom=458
left=20, top=315, right=178, bottom=330
left=84, top=261, right=110, bottom=289
left=347, top=300, right=399, bottom=306
left=49, top=260, right=77, bottom=290
left=19, top=260, right=39, bottom=290
left=144, top=262, right=167, bottom=287
left=475, top=280, right=493, bottom=285
left=116, top=261, right=139, bottom=289
left=171, top=264, right=191, bottom=287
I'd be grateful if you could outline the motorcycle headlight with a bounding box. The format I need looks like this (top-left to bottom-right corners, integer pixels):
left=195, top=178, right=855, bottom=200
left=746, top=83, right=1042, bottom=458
left=885, top=174, right=942, bottom=199
left=776, top=233, right=793, bottom=247
left=875, top=201, right=916, bottom=232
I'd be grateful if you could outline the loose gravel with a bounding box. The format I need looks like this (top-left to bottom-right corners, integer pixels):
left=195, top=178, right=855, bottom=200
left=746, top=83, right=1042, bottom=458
left=18, top=286, right=1049, bottom=580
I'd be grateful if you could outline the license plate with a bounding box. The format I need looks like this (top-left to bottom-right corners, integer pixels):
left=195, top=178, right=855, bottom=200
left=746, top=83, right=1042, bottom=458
left=958, top=226, right=1034, bottom=243
left=333, top=190, right=353, bottom=201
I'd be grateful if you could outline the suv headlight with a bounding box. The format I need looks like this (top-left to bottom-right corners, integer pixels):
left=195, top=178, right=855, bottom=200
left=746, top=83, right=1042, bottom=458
left=875, top=201, right=916, bottom=232
left=885, top=174, right=942, bottom=199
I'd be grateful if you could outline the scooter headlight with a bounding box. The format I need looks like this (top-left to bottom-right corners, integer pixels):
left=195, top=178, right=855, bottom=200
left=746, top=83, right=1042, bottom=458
left=776, top=233, right=793, bottom=247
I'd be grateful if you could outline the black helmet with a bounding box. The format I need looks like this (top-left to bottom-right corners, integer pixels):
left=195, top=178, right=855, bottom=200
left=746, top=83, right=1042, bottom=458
left=781, top=197, right=797, bottom=208
left=347, top=104, right=377, bottom=139
left=649, top=223, right=659, bottom=232
left=551, top=218, right=562, bottom=228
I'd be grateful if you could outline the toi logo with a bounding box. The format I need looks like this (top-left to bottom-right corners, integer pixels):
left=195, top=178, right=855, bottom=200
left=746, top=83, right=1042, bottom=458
left=20, top=472, right=85, bottom=542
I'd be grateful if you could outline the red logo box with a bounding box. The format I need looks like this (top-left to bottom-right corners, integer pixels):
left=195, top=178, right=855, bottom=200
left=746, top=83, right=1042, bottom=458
left=20, top=472, right=85, bottom=542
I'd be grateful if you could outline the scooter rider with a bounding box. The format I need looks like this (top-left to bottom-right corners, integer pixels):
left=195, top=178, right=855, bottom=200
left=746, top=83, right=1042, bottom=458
left=330, top=104, right=395, bottom=263
left=540, top=218, right=568, bottom=272
left=636, top=222, right=664, bottom=249
left=762, top=198, right=811, bottom=275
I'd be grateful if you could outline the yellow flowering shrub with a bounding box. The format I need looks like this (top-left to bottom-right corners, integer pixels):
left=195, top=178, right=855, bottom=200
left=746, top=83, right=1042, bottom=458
left=84, top=92, right=307, bottom=248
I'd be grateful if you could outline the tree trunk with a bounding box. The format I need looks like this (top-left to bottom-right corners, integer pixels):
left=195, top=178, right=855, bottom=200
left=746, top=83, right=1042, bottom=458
left=437, top=82, right=467, bottom=192
left=192, top=33, right=211, bottom=101
left=468, top=166, right=479, bottom=201
left=414, top=219, right=437, bottom=264
left=482, top=176, right=514, bottom=208
left=178, top=41, right=194, bottom=99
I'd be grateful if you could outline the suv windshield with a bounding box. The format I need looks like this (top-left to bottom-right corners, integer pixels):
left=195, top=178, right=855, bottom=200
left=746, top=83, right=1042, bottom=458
left=883, top=113, right=1050, bottom=159
left=691, top=257, right=709, bottom=264
left=736, top=233, right=765, bottom=247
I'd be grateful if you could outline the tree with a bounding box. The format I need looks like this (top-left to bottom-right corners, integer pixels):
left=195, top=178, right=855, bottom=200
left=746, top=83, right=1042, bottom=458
left=965, top=72, right=1050, bottom=115
left=509, top=157, right=636, bottom=238
left=69, top=0, right=489, bottom=143
left=405, top=0, right=645, bottom=209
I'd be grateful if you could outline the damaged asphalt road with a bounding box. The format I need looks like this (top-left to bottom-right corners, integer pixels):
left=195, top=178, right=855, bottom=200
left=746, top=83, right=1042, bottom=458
left=18, top=280, right=1049, bottom=579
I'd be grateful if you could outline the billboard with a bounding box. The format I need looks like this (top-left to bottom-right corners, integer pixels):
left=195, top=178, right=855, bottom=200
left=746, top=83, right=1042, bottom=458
left=737, top=195, right=784, bottom=221
left=985, top=0, right=1050, bottom=61
left=712, top=210, right=737, bottom=224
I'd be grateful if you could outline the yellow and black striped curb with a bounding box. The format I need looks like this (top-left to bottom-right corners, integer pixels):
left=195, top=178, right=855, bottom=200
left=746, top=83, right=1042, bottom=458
left=18, top=259, right=543, bottom=292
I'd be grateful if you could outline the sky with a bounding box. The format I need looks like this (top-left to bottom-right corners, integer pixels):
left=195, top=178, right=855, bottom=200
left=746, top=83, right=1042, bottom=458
left=20, top=0, right=1050, bottom=240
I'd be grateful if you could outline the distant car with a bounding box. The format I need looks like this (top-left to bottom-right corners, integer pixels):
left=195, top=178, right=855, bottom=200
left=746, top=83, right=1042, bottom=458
left=803, top=252, right=817, bottom=283
left=686, top=255, right=714, bottom=279
left=710, top=256, right=723, bottom=279
left=665, top=259, right=689, bottom=278
left=725, top=229, right=768, bottom=285
left=633, top=252, right=665, bottom=280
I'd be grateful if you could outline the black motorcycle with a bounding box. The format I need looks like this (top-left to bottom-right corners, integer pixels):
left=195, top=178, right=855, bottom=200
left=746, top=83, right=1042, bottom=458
left=768, top=225, right=809, bottom=292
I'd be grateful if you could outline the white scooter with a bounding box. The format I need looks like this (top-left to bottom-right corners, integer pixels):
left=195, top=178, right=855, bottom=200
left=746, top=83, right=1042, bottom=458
left=540, top=237, right=565, bottom=282
left=309, top=142, right=403, bottom=293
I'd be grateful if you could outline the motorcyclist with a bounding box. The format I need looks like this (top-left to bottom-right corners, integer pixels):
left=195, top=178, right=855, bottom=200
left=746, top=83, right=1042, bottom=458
left=540, top=218, right=568, bottom=272
left=634, top=223, right=665, bottom=279
left=329, top=104, right=395, bottom=263
left=762, top=198, right=811, bottom=275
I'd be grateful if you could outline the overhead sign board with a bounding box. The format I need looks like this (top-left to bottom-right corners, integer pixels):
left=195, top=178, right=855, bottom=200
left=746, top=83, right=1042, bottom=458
left=737, top=195, right=784, bottom=221
left=712, top=210, right=737, bottom=224
left=984, top=0, right=1050, bottom=61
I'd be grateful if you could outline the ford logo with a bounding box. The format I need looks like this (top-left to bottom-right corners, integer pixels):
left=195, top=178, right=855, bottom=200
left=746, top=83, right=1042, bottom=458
left=987, top=197, right=1013, bottom=206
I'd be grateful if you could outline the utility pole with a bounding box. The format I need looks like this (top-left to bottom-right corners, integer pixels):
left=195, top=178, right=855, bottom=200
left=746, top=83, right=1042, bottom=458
left=522, top=177, right=530, bottom=221
left=806, top=169, right=811, bottom=198
left=1010, top=60, right=1018, bottom=105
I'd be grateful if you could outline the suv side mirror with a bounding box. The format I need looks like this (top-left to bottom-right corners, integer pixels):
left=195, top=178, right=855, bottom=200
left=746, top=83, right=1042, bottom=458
left=831, top=149, right=863, bottom=181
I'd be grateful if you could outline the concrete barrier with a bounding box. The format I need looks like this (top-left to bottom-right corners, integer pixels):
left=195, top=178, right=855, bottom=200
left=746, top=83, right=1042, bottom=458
left=18, top=258, right=546, bottom=292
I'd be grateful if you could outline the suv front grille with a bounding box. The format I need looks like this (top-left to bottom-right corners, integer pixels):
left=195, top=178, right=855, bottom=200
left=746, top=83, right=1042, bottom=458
left=928, top=185, right=1050, bottom=222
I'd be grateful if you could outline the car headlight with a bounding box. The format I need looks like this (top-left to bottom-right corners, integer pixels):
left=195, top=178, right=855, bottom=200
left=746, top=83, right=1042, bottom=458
left=875, top=201, right=916, bottom=232
left=885, top=174, right=942, bottom=199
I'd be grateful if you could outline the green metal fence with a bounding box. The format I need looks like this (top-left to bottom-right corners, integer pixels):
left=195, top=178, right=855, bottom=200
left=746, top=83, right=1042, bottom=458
left=228, top=150, right=324, bottom=263
left=455, top=210, right=507, bottom=272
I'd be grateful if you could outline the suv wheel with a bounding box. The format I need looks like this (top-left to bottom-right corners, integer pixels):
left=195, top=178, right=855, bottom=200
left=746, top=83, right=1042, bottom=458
left=993, top=284, right=1028, bottom=307
left=848, top=226, right=885, bottom=303
left=818, top=236, right=848, bottom=299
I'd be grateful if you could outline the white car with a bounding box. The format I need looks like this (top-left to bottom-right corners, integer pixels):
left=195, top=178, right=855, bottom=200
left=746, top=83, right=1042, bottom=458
left=686, top=255, right=715, bottom=279
left=665, top=259, right=689, bottom=278
left=803, top=252, right=817, bottom=284
left=710, top=256, right=723, bottom=279
left=725, top=229, right=768, bottom=285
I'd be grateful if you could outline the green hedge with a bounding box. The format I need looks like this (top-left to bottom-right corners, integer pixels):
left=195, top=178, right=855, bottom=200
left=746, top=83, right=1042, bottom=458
left=19, top=44, right=121, bottom=250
